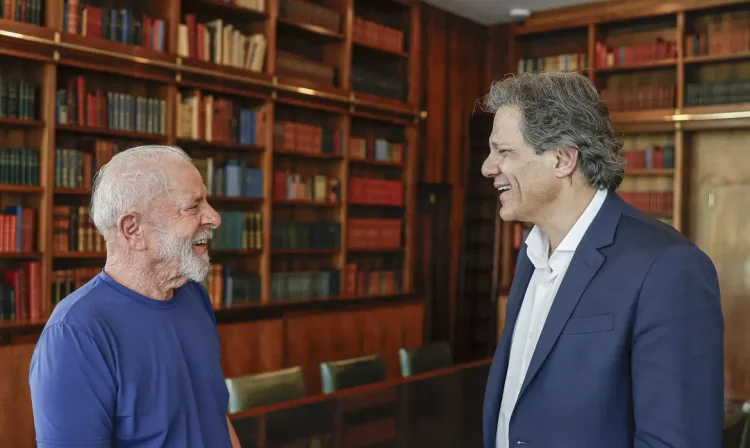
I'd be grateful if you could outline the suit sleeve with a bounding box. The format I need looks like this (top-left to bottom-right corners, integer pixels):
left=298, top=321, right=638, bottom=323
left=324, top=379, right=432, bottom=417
left=29, top=322, right=116, bottom=447
left=632, top=244, right=724, bottom=448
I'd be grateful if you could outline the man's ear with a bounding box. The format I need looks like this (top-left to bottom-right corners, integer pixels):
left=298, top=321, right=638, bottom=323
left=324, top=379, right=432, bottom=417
left=554, top=147, right=579, bottom=178
left=117, top=212, right=147, bottom=250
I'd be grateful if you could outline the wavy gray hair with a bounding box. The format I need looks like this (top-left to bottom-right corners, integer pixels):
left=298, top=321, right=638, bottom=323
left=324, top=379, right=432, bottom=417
left=480, top=71, right=626, bottom=190
left=90, top=145, right=192, bottom=237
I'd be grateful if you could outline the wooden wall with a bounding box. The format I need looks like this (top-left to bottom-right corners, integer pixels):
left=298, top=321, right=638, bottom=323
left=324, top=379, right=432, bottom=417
left=0, top=302, right=424, bottom=448
left=419, top=4, right=504, bottom=352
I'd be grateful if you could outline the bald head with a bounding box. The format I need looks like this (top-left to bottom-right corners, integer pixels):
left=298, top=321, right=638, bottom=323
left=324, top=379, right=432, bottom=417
left=90, top=145, right=193, bottom=238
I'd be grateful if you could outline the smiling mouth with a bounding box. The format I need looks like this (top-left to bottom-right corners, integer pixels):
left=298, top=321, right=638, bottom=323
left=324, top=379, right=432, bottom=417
left=497, top=185, right=511, bottom=192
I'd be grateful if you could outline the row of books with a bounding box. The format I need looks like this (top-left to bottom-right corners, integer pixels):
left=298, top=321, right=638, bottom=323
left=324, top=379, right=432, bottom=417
left=55, top=141, right=119, bottom=189
left=624, top=145, right=675, bottom=171
left=353, top=17, right=405, bottom=54
left=349, top=177, right=403, bottom=206
left=343, top=263, right=402, bottom=298
left=211, top=211, right=263, bottom=251
left=52, top=205, right=102, bottom=253
left=273, top=171, right=341, bottom=203
left=276, top=52, right=336, bottom=86
left=271, top=222, right=341, bottom=250
left=0, top=207, right=35, bottom=253
left=194, top=158, right=264, bottom=199
left=594, top=40, right=677, bottom=69
left=1, top=0, right=44, bottom=26
left=618, top=177, right=673, bottom=215
left=0, top=147, right=39, bottom=186
left=349, top=136, right=404, bottom=163
left=50, top=267, right=98, bottom=307
left=685, top=11, right=750, bottom=58
left=0, top=77, right=38, bottom=121
left=177, top=91, right=267, bottom=145
left=56, top=78, right=167, bottom=135
left=685, top=81, right=750, bottom=107
left=600, top=85, right=675, bottom=112
left=280, top=0, right=340, bottom=33
left=274, top=121, right=343, bottom=156
left=64, top=1, right=166, bottom=52
left=177, top=16, right=266, bottom=72
left=517, top=52, right=588, bottom=74
left=0, top=262, right=40, bottom=321
left=203, top=264, right=261, bottom=309
left=270, top=269, right=340, bottom=301
left=352, top=66, right=406, bottom=101
left=347, top=218, right=402, bottom=250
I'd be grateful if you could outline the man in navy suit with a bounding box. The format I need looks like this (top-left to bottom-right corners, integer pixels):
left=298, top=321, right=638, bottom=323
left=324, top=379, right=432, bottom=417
left=479, top=71, right=724, bottom=448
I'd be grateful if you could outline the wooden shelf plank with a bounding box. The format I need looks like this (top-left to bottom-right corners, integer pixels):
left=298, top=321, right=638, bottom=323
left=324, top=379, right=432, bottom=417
left=176, top=138, right=265, bottom=152
left=208, top=196, right=264, bottom=204
left=0, top=252, right=41, bottom=259
left=54, top=188, right=90, bottom=195
left=274, top=148, right=343, bottom=160
left=348, top=247, right=405, bottom=252
left=57, top=124, right=167, bottom=141
left=0, top=117, right=44, bottom=128
left=0, top=185, right=43, bottom=193
left=277, top=18, right=344, bottom=40
left=626, top=168, right=675, bottom=176
left=595, top=59, right=677, bottom=73
left=353, top=40, right=409, bottom=59
left=274, top=199, right=340, bottom=208
left=349, top=158, right=403, bottom=168
left=271, top=248, right=340, bottom=255
left=53, top=252, right=106, bottom=259
left=209, top=249, right=263, bottom=256
left=684, top=52, right=750, bottom=65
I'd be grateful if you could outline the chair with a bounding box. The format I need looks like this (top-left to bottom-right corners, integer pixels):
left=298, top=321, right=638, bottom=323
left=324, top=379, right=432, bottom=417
left=320, top=354, right=386, bottom=394
left=225, top=366, right=306, bottom=414
left=398, top=341, right=453, bottom=377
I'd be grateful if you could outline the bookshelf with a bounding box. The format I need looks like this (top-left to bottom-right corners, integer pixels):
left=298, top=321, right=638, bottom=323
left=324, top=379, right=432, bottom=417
left=500, top=0, right=750, bottom=399
left=0, top=0, right=423, bottom=330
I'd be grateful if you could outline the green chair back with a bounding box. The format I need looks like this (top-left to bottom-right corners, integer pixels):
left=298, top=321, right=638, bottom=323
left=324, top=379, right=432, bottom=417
left=399, top=341, right=452, bottom=377
left=225, top=366, right=306, bottom=414
left=320, top=354, right=386, bottom=394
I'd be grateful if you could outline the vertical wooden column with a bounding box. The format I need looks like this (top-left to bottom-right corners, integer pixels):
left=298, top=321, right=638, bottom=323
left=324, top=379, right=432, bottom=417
left=261, top=100, right=275, bottom=304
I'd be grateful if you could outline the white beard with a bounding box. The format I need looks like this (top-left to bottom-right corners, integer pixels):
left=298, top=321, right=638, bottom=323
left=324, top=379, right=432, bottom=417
left=155, top=227, right=212, bottom=282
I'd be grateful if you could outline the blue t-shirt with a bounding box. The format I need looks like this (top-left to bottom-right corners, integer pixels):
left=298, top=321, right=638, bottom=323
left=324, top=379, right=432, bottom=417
left=29, top=271, right=231, bottom=448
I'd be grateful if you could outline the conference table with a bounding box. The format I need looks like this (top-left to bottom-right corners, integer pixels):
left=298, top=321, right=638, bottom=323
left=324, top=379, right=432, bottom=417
left=228, top=358, right=747, bottom=448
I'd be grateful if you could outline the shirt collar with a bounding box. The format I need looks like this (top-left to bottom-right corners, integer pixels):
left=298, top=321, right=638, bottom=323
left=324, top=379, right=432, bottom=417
left=525, top=188, right=608, bottom=270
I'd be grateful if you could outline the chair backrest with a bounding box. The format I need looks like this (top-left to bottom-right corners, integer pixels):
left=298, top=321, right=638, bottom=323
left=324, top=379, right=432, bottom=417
left=399, top=341, right=453, bottom=377
left=225, top=366, right=306, bottom=414
left=320, top=354, right=386, bottom=394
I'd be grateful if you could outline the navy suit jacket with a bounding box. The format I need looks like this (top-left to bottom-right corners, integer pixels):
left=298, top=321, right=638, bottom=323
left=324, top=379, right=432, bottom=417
left=483, top=191, right=724, bottom=448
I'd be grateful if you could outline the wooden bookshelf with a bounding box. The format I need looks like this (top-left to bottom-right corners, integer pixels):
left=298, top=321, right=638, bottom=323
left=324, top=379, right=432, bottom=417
left=501, top=0, right=750, bottom=400
left=0, top=0, right=423, bottom=331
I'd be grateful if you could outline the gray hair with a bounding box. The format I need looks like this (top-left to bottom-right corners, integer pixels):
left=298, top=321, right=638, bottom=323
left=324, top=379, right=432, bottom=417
left=90, top=145, right=192, bottom=236
left=479, top=71, right=626, bottom=190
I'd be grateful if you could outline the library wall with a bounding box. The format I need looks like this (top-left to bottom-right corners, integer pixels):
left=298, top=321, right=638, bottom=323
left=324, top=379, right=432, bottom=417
left=0, top=0, right=440, bottom=445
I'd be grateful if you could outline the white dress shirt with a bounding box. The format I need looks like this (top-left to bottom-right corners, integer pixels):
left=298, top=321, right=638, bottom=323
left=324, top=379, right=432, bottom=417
left=496, top=188, right=608, bottom=448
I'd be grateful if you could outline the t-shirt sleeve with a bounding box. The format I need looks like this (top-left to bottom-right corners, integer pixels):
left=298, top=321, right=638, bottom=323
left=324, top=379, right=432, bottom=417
left=29, top=322, right=116, bottom=447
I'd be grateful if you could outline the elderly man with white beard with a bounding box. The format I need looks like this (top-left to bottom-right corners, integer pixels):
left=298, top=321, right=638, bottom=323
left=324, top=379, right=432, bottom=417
left=28, top=145, right=241, bottom=448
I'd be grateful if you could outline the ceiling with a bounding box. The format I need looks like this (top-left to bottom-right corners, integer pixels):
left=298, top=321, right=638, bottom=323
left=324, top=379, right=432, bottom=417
left=423, top=0, right=595, bottom=26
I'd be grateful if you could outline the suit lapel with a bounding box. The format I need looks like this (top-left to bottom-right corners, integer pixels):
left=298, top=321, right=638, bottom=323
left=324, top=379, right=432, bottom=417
left=517, top=192, right=624, bottom=399
left=484, top=250, right=534, bottom=445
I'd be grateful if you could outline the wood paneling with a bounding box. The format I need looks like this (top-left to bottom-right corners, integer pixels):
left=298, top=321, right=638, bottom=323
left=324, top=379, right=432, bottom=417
left=419, top=4, right=505, bottom=358
left=286, top=304, right=424, bottom=394
left=218, top=320, right=285, bottom=378
left=688, top=130, right=750, bottom=400
left=0, top=344, right=35, bottom=448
